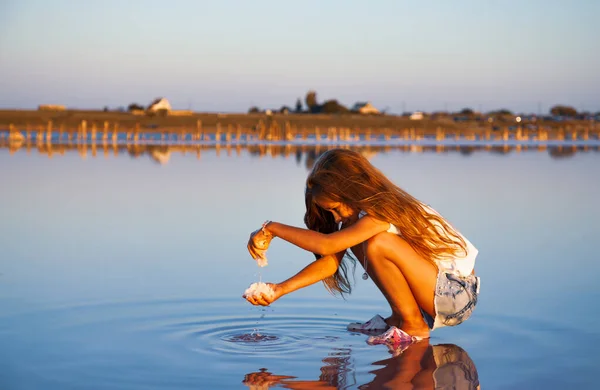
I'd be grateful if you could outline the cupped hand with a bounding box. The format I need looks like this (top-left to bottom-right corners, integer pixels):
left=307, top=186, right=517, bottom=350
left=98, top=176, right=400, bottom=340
left=243, top=283, right=281, bottom=306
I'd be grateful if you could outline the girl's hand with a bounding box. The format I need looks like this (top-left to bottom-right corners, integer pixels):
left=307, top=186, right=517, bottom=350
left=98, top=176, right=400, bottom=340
left=243, top=283, right=281, bottom=306
left=243, top=370, right=294, bottom=387
left=247, top=227, right=273, bottom=261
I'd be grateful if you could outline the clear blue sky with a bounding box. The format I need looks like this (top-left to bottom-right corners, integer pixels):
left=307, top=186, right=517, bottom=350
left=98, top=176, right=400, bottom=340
left=1, top=0, right=598, bottom=114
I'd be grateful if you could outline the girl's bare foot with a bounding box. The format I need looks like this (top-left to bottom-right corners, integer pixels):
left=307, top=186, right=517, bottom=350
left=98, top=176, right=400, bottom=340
left=384, top=315, right=403, bottom=328
left=400, top=324, right=430, bottom=339
left=386, top=315, right=430, bottom=339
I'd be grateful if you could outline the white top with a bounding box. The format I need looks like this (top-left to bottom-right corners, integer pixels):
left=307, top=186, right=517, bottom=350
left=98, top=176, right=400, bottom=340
left=359, top=205, right=478, bottom=277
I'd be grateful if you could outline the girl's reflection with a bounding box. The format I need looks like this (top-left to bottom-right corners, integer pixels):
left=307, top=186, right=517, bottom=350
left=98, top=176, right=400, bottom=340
left=242, top=342, right=479, bottom=389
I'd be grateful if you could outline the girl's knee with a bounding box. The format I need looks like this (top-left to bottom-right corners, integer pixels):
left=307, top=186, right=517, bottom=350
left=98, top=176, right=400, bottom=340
left=365, top=232, right=415, bottom=262
left=365, top=232, right=396, bottom=257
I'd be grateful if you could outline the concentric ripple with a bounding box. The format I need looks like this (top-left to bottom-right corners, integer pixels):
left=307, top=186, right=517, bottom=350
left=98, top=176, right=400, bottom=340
left=164, top=311, right=365, bottom=356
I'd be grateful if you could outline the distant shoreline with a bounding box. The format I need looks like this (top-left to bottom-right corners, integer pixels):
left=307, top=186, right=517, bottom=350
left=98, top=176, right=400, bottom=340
left=0, top=108, right=596, bottom=129
left=0, top=110, right=598, bottom=145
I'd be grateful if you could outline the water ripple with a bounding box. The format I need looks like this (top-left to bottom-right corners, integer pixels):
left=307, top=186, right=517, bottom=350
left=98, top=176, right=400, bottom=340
left=1, top=296, right=597, bottom=389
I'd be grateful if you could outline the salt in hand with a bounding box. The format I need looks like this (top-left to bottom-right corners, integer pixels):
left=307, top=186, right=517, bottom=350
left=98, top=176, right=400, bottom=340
left=243, top=282, right=275, bottom=300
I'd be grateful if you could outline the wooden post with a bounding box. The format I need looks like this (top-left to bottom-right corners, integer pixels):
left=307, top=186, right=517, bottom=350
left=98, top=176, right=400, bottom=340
left=37, top=125, right=43, bottom=144
left=196, top=119, right=203, bottom=141
left=103, top=121, right=109, bottom=142
left=134, top=123, right=140, bottom=143
left=112, top=123, right=118, bottom=144
left=215, top=123, right=221, bottom=143
left=91, top=123, right=97, bottom=144
left=81, top=120, right=87, bottom=143
left=226, top=124, right=232, bottom=143
left=285, top=121, right=292, bottom=141
left=436, top=127, right=443, bottom=141
left=25, top=124, right=32, bottom=142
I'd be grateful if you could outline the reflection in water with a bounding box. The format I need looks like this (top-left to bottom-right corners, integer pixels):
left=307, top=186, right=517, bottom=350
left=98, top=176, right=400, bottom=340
left=1, top=139, right=598, bottom=168
left=242, top=342, right=479, bottom=389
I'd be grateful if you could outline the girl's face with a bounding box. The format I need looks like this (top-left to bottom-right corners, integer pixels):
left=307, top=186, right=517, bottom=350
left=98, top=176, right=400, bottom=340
left=313, top=194, right=357, bottom=225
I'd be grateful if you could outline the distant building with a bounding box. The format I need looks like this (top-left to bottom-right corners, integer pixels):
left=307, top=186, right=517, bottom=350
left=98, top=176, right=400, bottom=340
left=410, top=111, right=424, bottom=120
left=351, top=102, right=380, bottom=115
left=147, top=98, right=171, bottom=113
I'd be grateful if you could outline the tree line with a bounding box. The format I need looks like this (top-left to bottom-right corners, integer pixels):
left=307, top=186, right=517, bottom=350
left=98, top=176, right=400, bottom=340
left=249, top=90, right=362, bottom=115
left=247, top=91, right=596, bottom=118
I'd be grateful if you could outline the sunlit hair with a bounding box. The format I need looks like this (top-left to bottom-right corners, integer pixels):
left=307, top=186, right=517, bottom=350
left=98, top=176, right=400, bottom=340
left=304, top=148, right=467, bottom=295
left=304, top=189, right=355, bottom=296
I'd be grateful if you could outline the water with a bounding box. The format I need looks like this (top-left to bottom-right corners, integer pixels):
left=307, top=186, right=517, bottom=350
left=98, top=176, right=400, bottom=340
left=1, top=144, right=599, bottom=389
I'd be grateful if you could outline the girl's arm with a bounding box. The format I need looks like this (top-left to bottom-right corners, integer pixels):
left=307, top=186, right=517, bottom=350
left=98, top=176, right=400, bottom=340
left=278, top=252, right=343, bottom=296
left=245, top=251, right=344, bottom=306
left=263, top=215, right=389, bottom=256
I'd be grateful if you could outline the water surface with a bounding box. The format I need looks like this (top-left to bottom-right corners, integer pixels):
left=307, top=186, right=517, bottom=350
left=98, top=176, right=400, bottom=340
left=1, top=145, right=598, bottom=389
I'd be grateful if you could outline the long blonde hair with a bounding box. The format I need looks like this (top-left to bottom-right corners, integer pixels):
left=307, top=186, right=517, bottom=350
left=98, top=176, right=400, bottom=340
left=304, top=148, right=467, bottom=295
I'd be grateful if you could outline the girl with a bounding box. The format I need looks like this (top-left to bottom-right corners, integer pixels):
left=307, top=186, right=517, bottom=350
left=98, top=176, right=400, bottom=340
left=246, top=148, right=480, bottom=342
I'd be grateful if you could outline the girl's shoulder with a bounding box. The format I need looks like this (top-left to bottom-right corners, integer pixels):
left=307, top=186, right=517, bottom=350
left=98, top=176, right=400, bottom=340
left=358, top=210, right=399, bottom=234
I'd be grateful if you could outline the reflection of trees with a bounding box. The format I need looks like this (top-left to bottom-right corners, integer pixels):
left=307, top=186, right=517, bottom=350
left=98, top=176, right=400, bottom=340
left=489, top=146, right=513, bottom=155
left=1, top=138, right=598, bottom=166
left=305, top=149, right=322, bottom=170
left=549, top=146, right=577, bottom=159
left=242, top=342, right=479, bottom=389
left=459, top=146, right=476, bottom=156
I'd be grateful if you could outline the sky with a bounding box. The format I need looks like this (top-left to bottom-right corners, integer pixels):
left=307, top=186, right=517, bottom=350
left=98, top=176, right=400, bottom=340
left=0, top=0, right=598, bottom=114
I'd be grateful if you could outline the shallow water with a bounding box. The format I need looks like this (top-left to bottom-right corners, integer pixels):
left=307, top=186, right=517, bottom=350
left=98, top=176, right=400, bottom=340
left=1, top=144, right=599, bottom=389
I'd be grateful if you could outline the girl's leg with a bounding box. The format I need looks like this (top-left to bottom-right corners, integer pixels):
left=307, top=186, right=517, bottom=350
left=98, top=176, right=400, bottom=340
left=351, top=232, right=438, bottom=338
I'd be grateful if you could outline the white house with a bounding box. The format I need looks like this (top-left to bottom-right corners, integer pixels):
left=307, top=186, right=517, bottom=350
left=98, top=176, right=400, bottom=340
left=410, top=111, right=424, bottom=120
left=147, top=97, right=172, bottom=112
left=351, top=102, right=380, bottom=115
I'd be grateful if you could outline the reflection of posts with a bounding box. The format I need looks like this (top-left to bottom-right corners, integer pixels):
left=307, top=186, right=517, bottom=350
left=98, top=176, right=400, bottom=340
left=242, top=342, right=479, bottom=390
